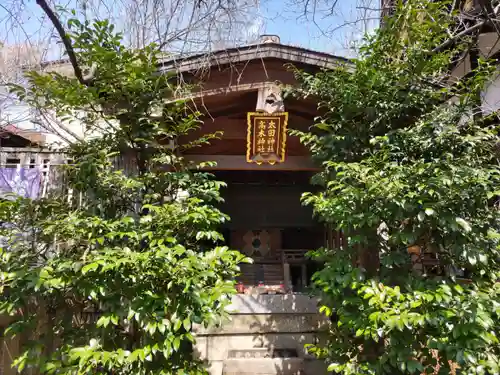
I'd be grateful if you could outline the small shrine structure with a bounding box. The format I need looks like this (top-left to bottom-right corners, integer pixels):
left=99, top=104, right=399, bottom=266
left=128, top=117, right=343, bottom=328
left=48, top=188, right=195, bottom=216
left=164, top=35, right=348, bottom=294
left=161, top=35, right=349, bottom=375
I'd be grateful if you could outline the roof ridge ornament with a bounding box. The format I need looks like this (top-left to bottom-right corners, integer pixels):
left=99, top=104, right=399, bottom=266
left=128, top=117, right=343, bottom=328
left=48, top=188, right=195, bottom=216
left=259, top=34, right=280, bottom=44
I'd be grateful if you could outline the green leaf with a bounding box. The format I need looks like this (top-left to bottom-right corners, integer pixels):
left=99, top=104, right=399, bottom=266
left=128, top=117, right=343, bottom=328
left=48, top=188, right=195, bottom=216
left=424, top=208, right=435, bottom=216
left=96, top=316, right=110, bottom=328
left=173, top=337, right=181, bottom=351
left=174, top=319, right=182, bottom=332
left=319, top=305, right=332, bottom=316
left=407, top=360, right=424, bottom=373
left=395, top=319, right=404, bottom=331
left=453, top=284, right=463, bottom=294
left=327, top=363, right=340, bottom=372
left=81, top=262, right=99, bottom=274
left=455, top=217, right=472, bottom=232
left=128, top=350, right=140, bottom=363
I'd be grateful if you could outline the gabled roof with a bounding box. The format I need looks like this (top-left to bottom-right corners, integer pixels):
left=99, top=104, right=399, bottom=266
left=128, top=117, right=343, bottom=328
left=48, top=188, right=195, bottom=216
left=158, top=40, right=351, bottom=74
left=40, top=36, right=350, bottom=78
left=0, top=124, right=45, bottom=147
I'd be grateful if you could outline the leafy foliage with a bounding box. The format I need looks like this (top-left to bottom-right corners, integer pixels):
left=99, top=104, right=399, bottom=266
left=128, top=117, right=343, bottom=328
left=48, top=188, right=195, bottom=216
left=290, top=1, right=500, bottom=374
left=1, top=17, right=248, bottom=375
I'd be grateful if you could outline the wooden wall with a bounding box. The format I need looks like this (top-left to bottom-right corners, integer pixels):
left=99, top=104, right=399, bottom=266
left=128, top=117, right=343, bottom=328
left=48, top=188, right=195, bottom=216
left=184, top=59, right=318, bottom=92
left=179, top=57, right=321, bottom=170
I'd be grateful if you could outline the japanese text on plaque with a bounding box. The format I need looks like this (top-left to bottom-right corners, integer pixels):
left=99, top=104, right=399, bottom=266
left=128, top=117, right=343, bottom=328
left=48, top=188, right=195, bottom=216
left=254, top=118, right=279, bottom=155
left=246, top=112, right=288, bottom=165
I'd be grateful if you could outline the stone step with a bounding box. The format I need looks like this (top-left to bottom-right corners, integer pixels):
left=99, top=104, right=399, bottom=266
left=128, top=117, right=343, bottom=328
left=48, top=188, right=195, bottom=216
left=195, top=313, right=328, bottom=335
left=194, top=332, right=328, bottom=362
left=227, top=348, right=298, bottom=359
left=194, top=295, right=328, bottom=375
left=222, top=358, right=304, bottom=375
left=238, top=264, right=284, bottom=285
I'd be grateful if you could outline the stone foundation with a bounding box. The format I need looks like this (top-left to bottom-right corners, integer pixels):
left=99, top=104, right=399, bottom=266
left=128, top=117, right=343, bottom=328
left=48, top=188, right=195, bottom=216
left=194, top=294, right=329, bottom=375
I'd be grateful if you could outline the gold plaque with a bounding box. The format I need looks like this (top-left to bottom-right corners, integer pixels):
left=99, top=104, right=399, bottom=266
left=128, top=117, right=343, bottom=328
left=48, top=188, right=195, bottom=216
left=246, top=112, right=288, bottom=165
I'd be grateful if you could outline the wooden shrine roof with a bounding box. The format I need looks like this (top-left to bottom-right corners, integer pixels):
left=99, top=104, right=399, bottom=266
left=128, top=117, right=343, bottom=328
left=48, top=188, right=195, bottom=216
left=0, top=124, right=45, bottom=148
left=158, top=41, right=350, bottom=74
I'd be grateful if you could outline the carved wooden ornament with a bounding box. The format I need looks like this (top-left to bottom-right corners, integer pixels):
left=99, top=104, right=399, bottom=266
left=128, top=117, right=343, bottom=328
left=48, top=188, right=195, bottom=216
left=246, top=112, right=288, bottom=165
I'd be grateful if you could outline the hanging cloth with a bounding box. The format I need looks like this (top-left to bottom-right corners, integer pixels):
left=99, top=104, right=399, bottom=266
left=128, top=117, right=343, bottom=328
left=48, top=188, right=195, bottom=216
left=0, top=166, right=42, bottom=200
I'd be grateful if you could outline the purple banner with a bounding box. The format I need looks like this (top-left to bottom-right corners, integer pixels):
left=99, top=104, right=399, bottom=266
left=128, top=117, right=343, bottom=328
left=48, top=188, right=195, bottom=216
left=0, top=167, right=41, bottom=200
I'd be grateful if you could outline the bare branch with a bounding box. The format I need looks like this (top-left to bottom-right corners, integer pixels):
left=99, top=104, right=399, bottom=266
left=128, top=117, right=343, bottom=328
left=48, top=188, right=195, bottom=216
left=433, top=20, right=486, bottom=53
left=35, top=0, right=87, bottom=85
left=433, top=4, right=500, bottom=53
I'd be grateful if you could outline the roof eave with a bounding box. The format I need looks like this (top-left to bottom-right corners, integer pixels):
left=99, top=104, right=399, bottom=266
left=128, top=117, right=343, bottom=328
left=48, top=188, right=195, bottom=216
left=158, top=43, right=351, bottom=73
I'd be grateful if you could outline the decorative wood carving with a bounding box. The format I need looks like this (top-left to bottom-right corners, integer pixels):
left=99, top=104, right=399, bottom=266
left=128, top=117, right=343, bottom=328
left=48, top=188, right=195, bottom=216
left=256, top=84, right=284, bottom=113
left=242, top=230, right=270, bottom=257
left=235, top=229, right=282, bottom=263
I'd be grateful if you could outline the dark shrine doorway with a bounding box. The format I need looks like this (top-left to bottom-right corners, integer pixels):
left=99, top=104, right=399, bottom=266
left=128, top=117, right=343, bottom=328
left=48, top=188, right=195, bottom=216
left=213, top=170, right=323, bottom=292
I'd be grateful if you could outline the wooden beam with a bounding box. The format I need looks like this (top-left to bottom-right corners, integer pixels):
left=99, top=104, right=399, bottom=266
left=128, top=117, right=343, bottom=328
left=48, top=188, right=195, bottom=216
left=185, top=154, right=319, bottom=171
left=0, top=147, right=57, bottom=153
left=169, top=82, right=268, bottom=103
left=201, top=107, right=316, bottom=120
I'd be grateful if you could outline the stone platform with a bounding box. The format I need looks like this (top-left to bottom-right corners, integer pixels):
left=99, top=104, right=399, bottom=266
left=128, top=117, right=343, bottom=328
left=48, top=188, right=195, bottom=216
left=194, top=294, right=329, bottom=375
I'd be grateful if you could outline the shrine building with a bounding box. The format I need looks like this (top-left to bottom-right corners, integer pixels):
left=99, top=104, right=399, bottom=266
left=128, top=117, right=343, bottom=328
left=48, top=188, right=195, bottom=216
left=163, top=35, right=348, bottom=294
left=160, top=35, right=349, bottom=375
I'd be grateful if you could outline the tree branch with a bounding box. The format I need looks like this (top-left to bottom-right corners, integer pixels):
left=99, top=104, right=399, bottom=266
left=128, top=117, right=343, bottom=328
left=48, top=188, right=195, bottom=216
left=433, top=3, right=500, bottom=53
left=35, top=0, right=87, bottom=85
left=432, top=20, right=486, bottom=53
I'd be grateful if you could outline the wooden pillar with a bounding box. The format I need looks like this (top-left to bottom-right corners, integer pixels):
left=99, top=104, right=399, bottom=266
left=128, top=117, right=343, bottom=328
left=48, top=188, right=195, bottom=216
left=283, top=262, right=291, bottom=291
left=301, top=264, right=308, bottom=289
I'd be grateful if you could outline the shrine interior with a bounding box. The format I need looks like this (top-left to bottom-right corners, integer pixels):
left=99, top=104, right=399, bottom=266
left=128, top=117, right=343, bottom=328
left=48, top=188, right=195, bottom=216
left=214, top=170, right=324, bottom=293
